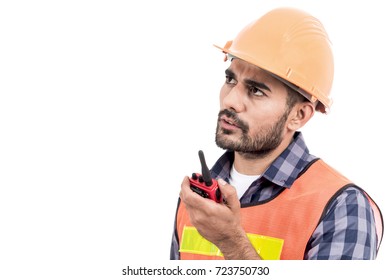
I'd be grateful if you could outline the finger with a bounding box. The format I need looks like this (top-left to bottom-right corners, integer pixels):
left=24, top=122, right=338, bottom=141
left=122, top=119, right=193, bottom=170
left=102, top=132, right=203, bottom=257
left=180, top=176, right=206, bottom=208
left=179, top=176, right=191, bottom=200
left=218, top=178, right=241, bottom=211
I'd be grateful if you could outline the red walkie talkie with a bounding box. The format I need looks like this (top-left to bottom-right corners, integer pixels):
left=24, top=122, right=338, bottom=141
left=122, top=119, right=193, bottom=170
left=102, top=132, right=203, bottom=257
left=189, top=150, right=222, bottom=203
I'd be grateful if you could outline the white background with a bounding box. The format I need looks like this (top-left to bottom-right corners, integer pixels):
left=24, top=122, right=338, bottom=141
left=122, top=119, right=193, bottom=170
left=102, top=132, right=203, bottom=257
left=0, top=0, right=388, bottom=279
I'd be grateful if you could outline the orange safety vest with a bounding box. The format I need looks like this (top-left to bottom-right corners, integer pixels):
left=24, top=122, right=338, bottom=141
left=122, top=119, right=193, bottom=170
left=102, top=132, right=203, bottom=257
left=176, top=159, right=383, bottom=260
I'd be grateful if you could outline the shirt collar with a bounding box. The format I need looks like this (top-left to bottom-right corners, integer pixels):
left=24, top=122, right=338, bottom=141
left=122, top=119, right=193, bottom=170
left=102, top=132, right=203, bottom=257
left=210, top=131, right=316, bottom=189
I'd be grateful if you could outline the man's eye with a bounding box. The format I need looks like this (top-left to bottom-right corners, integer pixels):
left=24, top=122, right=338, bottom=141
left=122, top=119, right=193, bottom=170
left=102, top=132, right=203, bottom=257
left=249, top=86, right=266, bottom=97
left=225, top=76, right=236, bottom=85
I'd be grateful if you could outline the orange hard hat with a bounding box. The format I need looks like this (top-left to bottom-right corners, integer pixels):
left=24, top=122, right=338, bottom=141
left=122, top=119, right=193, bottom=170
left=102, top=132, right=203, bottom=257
left=215, top=7, right=334, bottom=113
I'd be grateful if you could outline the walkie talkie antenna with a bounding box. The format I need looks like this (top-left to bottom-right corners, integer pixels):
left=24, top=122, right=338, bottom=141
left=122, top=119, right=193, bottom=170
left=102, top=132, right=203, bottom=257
left=198, top=150, right=213, bottom=186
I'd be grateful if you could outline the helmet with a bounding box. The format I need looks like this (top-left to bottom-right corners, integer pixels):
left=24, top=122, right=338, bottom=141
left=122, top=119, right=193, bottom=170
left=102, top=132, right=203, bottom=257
left=215, top=7, right=334, bottom=113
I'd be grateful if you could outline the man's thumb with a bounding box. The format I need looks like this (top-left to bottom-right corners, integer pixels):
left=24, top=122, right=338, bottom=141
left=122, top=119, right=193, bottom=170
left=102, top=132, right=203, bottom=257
left=217, top=179, right=240, bottom=209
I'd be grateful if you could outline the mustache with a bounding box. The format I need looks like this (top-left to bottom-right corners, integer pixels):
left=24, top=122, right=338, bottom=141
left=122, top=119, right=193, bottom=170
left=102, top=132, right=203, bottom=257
left=218, top=109, right=249, bottom=133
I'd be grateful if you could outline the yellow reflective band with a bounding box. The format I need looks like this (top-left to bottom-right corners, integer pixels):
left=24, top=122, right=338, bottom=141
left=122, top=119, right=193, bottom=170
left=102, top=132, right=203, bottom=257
left=180, top=226, right=284, bottom=260
left=246, top=232, right=284, bottom=260
left=180, top=226, right=223, bottom=257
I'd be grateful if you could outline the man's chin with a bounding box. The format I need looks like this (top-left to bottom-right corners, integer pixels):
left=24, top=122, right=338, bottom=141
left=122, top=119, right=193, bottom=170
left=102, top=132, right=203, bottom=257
left=215, top=134, right=239, bottom=150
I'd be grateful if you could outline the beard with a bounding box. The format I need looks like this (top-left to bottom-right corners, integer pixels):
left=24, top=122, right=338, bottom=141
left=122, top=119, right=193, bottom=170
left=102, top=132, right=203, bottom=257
left=215, top=109, right=289, bottom=159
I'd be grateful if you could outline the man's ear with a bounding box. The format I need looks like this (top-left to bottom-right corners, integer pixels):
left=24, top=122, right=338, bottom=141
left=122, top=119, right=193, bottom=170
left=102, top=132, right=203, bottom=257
left=287, top=102, right=315, bottom=131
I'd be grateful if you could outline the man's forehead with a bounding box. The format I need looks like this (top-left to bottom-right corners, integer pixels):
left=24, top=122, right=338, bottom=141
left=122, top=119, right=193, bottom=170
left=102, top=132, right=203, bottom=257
left=227, top=58, right=282, bottom=84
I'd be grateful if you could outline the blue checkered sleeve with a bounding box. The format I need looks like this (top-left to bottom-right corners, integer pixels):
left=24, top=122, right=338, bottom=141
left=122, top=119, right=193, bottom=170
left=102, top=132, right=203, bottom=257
left=305, top=186, right=377, bottom=260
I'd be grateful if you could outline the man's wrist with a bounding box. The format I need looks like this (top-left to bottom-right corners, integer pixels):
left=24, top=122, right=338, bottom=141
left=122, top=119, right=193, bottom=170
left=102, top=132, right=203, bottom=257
left=216, top=228, right=262, bottom=260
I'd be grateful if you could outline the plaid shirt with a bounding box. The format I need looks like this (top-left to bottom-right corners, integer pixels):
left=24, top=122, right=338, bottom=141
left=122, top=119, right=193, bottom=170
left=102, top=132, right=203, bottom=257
left=170, top=132, right=377, bottom=259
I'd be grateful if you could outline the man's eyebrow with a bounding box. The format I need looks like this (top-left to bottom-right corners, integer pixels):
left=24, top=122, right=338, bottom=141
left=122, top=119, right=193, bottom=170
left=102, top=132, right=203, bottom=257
left=225, top=68, right=236, bottom=78
left=245, top=79, right=271, bottom=92
left=225, top=68, right=272, bottom=92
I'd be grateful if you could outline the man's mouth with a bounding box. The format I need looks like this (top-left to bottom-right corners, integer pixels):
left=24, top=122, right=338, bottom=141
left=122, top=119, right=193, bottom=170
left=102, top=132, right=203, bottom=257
left=220, top=116, right=239, bottom=128
left=217, top=109, right=249, bottom=133
left=219, top=115, right=245, bottom=132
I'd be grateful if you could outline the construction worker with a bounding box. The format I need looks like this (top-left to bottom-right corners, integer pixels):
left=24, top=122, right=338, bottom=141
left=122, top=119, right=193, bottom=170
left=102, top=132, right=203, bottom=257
left=170, top=7, right=383, bottom=260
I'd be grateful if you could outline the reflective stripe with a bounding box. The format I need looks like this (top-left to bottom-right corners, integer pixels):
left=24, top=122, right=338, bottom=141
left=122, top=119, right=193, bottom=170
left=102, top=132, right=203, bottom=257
left=180, top=226, right=223, bottom=257
left=246, top=233, right=284, bottom=260
left=179, top=226, right=284, bottom=260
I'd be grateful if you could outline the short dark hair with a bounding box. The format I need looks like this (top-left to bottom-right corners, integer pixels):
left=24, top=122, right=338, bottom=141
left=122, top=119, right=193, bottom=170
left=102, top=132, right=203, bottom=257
left=285, top=85, right=307, bottom=111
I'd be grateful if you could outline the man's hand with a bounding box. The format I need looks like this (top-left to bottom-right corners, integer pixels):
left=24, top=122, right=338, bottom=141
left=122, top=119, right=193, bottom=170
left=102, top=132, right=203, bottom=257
left=180, top=177, right=261, bottom=260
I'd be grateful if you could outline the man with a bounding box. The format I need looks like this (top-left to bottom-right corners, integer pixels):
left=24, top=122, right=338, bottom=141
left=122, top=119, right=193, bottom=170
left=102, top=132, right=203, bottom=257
left=170, top=7, right=383, bottom=260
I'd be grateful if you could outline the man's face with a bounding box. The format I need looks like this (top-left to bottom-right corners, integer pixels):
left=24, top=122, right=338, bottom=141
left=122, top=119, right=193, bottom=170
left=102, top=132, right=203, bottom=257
left=215, top=58, right=291, bottom=158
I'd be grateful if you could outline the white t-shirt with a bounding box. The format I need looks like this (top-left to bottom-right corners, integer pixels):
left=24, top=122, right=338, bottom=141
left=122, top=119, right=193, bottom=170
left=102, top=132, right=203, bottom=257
left=229, top=164, right=261, bottom=199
